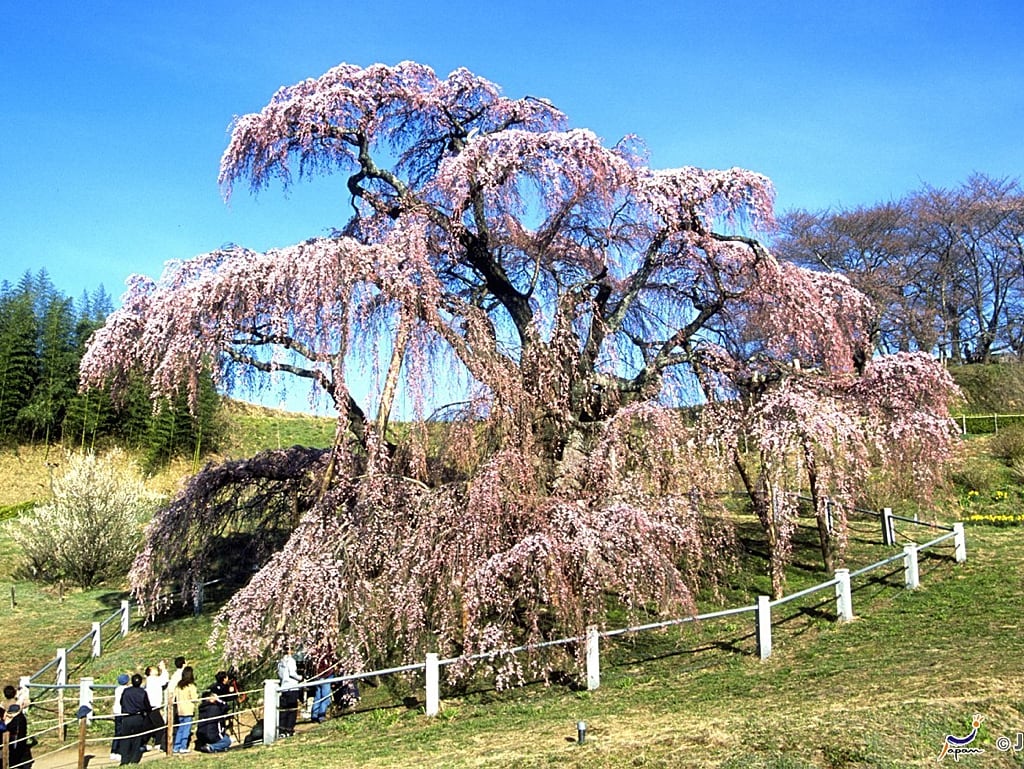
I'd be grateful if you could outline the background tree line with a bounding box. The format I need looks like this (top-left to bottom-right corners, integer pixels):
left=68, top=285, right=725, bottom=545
left=0, top=270, right=220, bottom=468
left=774, top=173, right=1024, bottom=365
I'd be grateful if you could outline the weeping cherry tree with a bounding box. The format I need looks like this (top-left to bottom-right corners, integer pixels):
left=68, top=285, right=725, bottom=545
left=81, top=61, right=957, bottom=681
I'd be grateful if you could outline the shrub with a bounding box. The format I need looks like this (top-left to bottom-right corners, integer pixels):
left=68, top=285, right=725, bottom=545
left=989, top=423, right=1024, bottom=463
left=949, top=458, right=1002, bottom=494
left=13, top=450, right=157, bottom=587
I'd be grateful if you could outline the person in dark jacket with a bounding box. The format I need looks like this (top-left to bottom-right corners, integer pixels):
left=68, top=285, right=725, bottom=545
left=3, top=702, right=33, bottom=768
left=118, top=674, right=151, bottom=765
left=209, top=670, right=237, bottom=734
left=195, top=691, right=233, bottom=752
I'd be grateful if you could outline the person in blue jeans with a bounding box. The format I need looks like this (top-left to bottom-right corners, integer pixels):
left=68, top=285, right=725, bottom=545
left=172, top=667, right=198, bottom=753
left=310, top=680, right=331, bottom=723
left=309, top=655, right=333, bottom=724
left=196, top=692, right=233, bottom=752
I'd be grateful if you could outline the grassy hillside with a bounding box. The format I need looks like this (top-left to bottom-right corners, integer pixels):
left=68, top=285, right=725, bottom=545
left=174, top=524, right=1024, bottom=768
left=949, top=361, right=1024, bottom=414
left=3, top=402, right=1024, bottom=766
left=217, top=399, right=337, bottom=456
left=6, top=515, right=1019, bottom=768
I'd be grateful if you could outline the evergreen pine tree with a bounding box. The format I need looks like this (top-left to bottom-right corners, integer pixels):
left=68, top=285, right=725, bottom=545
left=0, top=280, right=40, bottom=443
left=18, top=291, right=78, bottom=445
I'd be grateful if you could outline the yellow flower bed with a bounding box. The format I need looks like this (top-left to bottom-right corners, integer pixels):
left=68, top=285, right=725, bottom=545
left=963, top=512, right=1024, bottom=526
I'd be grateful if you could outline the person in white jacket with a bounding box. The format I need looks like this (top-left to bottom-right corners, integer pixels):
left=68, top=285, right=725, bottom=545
left=276, top=646, right=303, bottom=737
left=143, top=661, right=169, bottom=751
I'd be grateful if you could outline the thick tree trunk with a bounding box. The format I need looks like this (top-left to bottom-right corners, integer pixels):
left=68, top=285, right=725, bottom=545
left=733, top=451, right=786, bottom=599
left=804, top=449, right=835, bottom=574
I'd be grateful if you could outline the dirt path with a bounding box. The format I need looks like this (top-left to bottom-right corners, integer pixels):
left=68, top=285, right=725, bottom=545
left=22, top=708, right=274, bottom=769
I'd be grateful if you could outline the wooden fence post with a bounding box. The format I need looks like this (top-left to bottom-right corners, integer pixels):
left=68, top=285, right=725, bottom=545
left=881, top=508, right=895, bottom=546
left=585, top=626, right=601, bottom=691
left=77, top=714, right=88, bottom=769
left=756, top=596, right=772, bottom=660
left=425, top=653, right=439, bottom=717
left=953, top=522, right=967, bottom=563
left=903, top=544, right=920, bottom=589
left=120, top=600, right=131, bottom=638
left=834, top=568, right=853, bottom=622
left=78, top=677, right=93, bottom=769
left=262, top=679, right=279, bottom=745
left=57, top=647, right=67, bottom=742
left=3, top=729, right=9, bottom=769
left=165, top=697, right=174, bottom=756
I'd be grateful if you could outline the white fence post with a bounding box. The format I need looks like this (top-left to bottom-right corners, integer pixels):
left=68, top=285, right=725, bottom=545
left=78, top=677, right=93, bottom=717
left=834, top=568, right=853, bottom=622
left=425, top=653, right=440, bottom=717
left=262, top=679, right=279, bottom=745
left=903, top=544, right=920, bottom=589
left=953, top=522, right=967, bottom=563
left=120, top=600, right=131, bottom=637
left=585, top=625, right=601, bottom=691
left=756, top=596, right=772, bottom=660
left=882, top=508, right=895, bottom=546
left=91, top=622, right=101, bottom=658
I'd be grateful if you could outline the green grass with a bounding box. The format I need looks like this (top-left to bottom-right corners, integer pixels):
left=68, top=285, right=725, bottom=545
left=3, top=410, right=1024, bottom=767
left=949, top=361, right=1024, bottom=415
left=7, top=518, right=1019, bottom=768
left=78, top=526, right=1013, bottom=769
left=197, top=523, right=1023, bottom=769
left=218, top=400, right=337, bottom=457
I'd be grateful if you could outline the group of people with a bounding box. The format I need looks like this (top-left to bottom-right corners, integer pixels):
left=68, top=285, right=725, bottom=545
left=111, top=657, right=238, bottom=764
left=0, top=683, right=33, bottom=768
left=276, top=645, right=360, bottom=738
left=104, top=645, right=360, bottom=763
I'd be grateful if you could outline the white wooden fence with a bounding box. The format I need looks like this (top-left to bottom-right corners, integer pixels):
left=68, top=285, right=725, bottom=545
left=13, top=507, right=969, bottom=759
left=956, top=412, right=1024, bottom=434
left=261, top=515, right=967, bottom=744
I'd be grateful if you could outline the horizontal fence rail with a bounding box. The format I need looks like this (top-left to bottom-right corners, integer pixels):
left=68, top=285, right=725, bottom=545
left=260, top=508, right=968, bottom=742
left=955, top=412, right=1024, bottom=435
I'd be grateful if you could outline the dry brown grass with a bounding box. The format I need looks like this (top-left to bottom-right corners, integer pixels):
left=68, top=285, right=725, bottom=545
left=0, top=445, right=194, bottom=509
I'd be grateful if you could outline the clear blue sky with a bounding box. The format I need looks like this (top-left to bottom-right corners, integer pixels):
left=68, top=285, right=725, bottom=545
left=4, top=0, right=1023, bottom=301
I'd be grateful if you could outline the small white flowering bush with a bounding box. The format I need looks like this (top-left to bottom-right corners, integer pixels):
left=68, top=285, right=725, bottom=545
left=14, top=450, right=156, bottom=587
